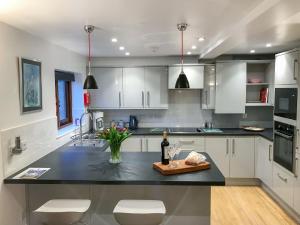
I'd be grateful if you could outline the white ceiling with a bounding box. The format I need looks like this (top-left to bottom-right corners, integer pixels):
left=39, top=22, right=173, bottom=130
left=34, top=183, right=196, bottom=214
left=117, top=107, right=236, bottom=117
left=1, top=0, right=300, bottom=58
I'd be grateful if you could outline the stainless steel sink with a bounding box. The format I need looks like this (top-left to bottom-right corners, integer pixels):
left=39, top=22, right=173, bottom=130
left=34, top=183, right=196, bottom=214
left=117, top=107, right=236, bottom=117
left=150, top=128, right=168, bottom=133
left=68, top=139, right=107, bottom=148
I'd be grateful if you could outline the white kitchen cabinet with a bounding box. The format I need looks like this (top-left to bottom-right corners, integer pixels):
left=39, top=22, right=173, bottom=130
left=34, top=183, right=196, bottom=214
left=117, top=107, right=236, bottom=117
left=202, top=65, right=216, bottom=109
left=144, top=136, right=162, bottom=152
left=145, top=67, right=168, bottom=108
left=273, top=163, right=295, bottom=207
left=121, top=136, right=143, bottom=152
left=169, top=136, right=205, bottom=152
left=275, top=49, right=299, bottom=85
left=123, top=68, right=145, bottom=108
left=205, top=136, right=255, bottom=178
left=90, top=68, right=123, bottom=109
left=215, top=62, right=246, bottom=114
left=230, top=137, right=255, bottom=178
left=293, top=153, right=300, bottom=214
left=205, top=137, right=230, bottom=177
left=255, top=137, right=273, bottom=188
left=168, top=65, right=204, bottom=89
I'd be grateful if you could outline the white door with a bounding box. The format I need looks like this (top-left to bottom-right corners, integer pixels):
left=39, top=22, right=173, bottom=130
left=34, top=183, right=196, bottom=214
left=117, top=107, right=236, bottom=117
left=145, top=67, right=168, bottom=108
left=215, top=62, right=246, bottom=113
left=275, top=50, right=299, bottom=85
left=90, top=68, right=122, bottom=109
left=121, top=136, right=143, bottom=152
left=205, top=137, right=230, bottom=177
left=123, top=68, right=145, bottom=108
left=293, top=153, right=300, bottom=214
left=255, top=137, right=273, bottom=187
left=145, top=136, right=162, bottom=152
left=230, top=137, right=255, bottom=178
left=168, top=66, right=204, bottom=89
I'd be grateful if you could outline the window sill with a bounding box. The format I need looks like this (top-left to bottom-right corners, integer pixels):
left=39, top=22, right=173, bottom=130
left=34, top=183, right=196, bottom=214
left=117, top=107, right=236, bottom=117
left=57, top=124, right=78, bottom=139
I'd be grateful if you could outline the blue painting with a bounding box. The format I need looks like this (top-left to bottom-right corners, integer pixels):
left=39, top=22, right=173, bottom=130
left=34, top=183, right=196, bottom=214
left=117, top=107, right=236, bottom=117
left=20, top=58, right=42, bottom=113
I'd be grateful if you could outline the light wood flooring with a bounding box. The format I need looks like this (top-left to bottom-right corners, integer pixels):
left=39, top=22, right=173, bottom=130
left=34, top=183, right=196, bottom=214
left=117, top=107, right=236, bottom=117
left=211, top=186, right=299, bottom=225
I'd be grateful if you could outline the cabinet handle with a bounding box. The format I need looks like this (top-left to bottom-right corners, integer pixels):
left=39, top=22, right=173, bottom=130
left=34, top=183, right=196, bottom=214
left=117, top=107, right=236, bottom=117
left=294, top=59, right=298, bottom=81
left=297, top=129, right=299, bottom=151
left=147, top=91, right=150, bottom=107
left=268, top=144, right=272, bottom=161
left=295, top=157, right=299, bottom=178
left=277, top=173, right=288, bottom=183
left=205, top=90, right=208, bottom=106
left=232, top=139, right=235, bottom=155
left=142, top=91, right=145, bottom=107
left=119, top=92, right=121, bottom=107
left=146, top=139, right=149, bottom=152
left=140, top=139, right=143, bottom=152
left=226, top=139, right=229, bottom=155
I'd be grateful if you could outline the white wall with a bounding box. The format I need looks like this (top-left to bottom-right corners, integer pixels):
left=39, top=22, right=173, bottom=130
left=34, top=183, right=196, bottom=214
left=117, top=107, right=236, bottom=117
left=0, top=22, right=86, bottom=225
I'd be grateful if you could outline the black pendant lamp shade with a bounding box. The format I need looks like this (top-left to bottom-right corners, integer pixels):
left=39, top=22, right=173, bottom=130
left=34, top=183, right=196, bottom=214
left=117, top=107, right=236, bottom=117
left=83, top=75, right=98, bottom=89
left=175, top=71, right=190, bottom=88
left=83, top=25, right=98, bottom=90
left=175, top=23, right=190, bottom=89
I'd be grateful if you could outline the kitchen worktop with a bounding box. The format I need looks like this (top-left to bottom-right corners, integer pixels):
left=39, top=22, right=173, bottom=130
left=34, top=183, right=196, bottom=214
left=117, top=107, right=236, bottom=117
left=4, top=147, right=225, bottom=186
left=129, top=127, right=273, bottom=141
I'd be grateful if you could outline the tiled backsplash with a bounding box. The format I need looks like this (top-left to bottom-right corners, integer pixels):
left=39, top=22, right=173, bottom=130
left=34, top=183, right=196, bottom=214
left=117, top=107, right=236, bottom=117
left=101, top=90, right=273, bottom=128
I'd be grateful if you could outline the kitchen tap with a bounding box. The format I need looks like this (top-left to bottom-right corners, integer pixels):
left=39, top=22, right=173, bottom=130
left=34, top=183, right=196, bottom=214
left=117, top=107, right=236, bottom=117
left=80, top=111, right=93, bottom=144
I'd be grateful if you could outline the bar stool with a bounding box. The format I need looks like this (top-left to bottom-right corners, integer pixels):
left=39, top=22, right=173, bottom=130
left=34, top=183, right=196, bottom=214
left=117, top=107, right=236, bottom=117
left=113, top=200, right=166, bottom=225
left=34, top=199, right=91, bottom=225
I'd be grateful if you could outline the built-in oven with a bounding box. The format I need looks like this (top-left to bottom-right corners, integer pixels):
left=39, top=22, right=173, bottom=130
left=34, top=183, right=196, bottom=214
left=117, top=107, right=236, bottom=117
left=274, top=121, right=296, bottom=173
left=274, top=88, right=297, bottom=120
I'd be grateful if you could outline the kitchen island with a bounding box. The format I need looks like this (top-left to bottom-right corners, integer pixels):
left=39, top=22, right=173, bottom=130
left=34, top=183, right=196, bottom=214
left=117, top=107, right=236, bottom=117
left=5, top=146, right=225, bottom=225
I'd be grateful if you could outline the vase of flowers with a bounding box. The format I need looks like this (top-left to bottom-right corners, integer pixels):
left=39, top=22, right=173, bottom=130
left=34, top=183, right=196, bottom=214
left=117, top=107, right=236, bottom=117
left=99, top=126, right=131, bottom=164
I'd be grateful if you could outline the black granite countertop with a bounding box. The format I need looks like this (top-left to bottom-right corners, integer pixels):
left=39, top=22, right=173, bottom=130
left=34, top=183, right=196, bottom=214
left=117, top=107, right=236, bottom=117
left=129, top=128, right=273, bottom=141
left=4, top=148, right=225, bottom=186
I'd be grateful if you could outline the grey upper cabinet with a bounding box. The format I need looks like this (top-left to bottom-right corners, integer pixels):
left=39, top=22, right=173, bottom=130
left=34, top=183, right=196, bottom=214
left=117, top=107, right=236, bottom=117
left=202, top=65, right=216, bottom=109
left=275, top=49, right=299, bottom=85
left=90, top=67, right=123, bottom=109
left=215, top=62, right=246, bottom=114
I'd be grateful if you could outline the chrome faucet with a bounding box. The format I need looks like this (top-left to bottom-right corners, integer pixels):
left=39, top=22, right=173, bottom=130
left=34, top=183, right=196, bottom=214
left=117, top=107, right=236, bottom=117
left=80, top=111, right=93, bottom=144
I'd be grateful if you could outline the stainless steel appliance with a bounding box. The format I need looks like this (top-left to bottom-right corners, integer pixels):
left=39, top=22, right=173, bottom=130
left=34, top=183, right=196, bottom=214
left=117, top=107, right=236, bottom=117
left=92, top=111, right=104, bottom=131
left=129, top=115, right=138, bottom=130
left=274, top=88, right=297, bottom=120
left=274, top=121, right=296, bottom=173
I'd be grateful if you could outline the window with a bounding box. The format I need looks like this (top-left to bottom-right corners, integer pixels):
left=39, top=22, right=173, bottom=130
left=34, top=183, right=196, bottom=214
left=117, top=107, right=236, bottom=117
left=55, top=70, right=74, bottom=129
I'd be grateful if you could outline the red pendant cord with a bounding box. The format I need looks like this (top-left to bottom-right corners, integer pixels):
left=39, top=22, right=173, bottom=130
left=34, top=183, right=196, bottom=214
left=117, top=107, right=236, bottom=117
left=88, top=32, right=91, bottom=65
left=181, top=30, right=184, bottom=71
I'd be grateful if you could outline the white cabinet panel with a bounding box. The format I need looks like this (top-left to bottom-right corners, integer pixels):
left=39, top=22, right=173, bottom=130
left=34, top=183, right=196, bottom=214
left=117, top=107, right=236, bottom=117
left=205, top=137, right=230, bottom=177
left=123, top=68, right=145, bottom=108
left=293, top=153, right=300, bottom=214
left=121, top=136, right=143, bottom=152
left=169, top=136, right=205, bottom=152
left=90, top=68, right=122, bottom=109
left=275, top=50, right=299, bottom=85
left=145, top=136, right=162, bottom=152
left=273, top=163, right=295, bottom=207
left=202, top=65, right=216, bottom=109
left=168, top=66, right=204, bottom=89
left=145, top=67, right=168, bottom=108
left=255, top=137, right=273, bottom=187
left=215, top=62, right=246, bottom=114
left=230, top=137, right=255, bottom=178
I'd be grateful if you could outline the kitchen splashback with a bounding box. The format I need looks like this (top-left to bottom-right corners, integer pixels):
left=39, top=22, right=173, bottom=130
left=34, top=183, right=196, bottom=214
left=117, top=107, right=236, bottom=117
left=101, top=90, right=273, bottom=128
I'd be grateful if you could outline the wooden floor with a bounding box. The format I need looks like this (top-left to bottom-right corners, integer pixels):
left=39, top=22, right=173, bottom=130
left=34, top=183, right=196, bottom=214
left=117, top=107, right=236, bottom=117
left=211, top=186, right=299, bottom=225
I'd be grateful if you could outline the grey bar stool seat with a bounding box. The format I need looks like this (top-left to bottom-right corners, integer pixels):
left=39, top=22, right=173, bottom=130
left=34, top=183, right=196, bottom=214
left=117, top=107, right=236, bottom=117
left=113, top=200, right=166, bottom=225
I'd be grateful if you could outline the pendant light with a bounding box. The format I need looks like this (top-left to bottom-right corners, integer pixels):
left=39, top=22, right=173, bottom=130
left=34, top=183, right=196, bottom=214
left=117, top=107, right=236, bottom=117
left=175, top=23, right=190, bottom=89
left=83, top=25, right=98, bottom=89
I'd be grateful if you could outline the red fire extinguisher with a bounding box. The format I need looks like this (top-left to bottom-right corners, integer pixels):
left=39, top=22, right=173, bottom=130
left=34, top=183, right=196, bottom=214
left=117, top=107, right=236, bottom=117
left=84, top=91, right=90, bottom=107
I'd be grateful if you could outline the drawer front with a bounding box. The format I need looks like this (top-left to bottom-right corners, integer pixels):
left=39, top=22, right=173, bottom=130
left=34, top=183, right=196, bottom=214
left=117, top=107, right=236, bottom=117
left=169, top=136, right=205, bottom=152
left=272, top=163, right=295, bottom=207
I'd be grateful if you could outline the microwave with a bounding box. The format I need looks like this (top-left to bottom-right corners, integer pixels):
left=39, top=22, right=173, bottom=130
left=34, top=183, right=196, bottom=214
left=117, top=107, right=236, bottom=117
left=274, top=88, right=298, bottom=120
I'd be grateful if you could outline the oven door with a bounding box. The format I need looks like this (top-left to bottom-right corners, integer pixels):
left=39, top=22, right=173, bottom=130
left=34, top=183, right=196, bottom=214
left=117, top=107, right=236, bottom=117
left=274, top=130, right=294, bottom=172
left=274, top=88, right=297, bottom=120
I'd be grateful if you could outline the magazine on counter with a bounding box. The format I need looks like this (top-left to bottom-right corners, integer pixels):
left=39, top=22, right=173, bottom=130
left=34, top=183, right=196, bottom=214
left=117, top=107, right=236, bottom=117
left=13, top=168, right=50, bottom=179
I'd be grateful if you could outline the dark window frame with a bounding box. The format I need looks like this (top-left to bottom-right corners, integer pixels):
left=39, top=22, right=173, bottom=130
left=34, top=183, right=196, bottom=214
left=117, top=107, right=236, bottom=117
left=55, top=79, right=73, bottom=129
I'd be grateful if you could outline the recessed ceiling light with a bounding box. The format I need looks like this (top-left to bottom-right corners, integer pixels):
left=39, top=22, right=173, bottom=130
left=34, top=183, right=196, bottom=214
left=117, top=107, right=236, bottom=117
left=192, top=45, right=197, bottom=49
left=250, top=49, right=255, bottom=53
left=198, top=37, right=205, bottom=42
left=266, top=43, right=272, bottom=47
left=125, top=52, right=130, bottom=56
left=119, top=46, right=125, bottom=51
left=111, top=38, right=118, bottom=43
left=187, top=51, right=192, bottom=55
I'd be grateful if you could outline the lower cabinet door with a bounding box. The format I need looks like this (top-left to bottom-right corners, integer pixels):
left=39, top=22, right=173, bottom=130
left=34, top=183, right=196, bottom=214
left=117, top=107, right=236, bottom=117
left=230, top=137, right=255, bottom=178
left=145, top=136, right=162, bottom=152
left=121, top=136, right=143, bottom=152
left=169, top=136, right=205, bottom=152
left=293, top=153, right=300, bottom=214
left=205, top=137, right=230, bottom=177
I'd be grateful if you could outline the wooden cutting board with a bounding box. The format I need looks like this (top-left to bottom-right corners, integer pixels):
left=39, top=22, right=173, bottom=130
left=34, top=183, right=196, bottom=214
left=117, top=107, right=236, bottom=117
left=153, top=160, right=210, bottom=175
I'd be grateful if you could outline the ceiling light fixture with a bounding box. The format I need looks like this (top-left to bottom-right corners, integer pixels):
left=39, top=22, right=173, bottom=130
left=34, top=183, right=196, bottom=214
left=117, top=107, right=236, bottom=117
left=266, top=43, right=272, bottom=47
left=125, top=52, right=130, bottom=56
left=198, top=37, right=205, bottom=42
left=187, top=51, right=192, bottom=55
left=83, top=25, right=98, bottom=89
left=119, top=46, right=125, bottom=51
left=250, top=49, right=255, bottom=53
left=175, top=23, right=190, bottom=89
left=111, top=38, right=118, bottom=43
left=192, top=45, right=197, bottom=49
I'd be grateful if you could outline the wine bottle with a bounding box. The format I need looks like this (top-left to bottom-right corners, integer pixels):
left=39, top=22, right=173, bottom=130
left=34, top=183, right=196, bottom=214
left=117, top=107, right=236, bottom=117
left=161, top=131, right=169, bottom=165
